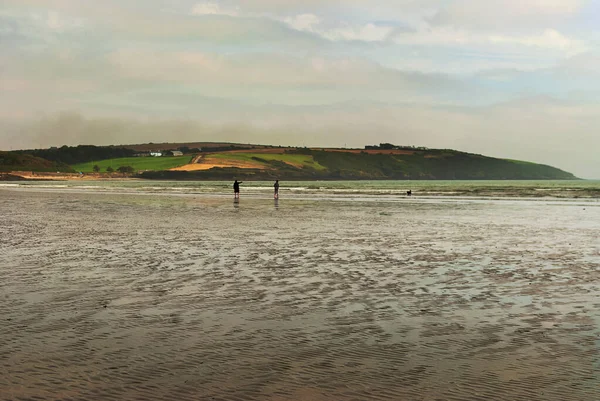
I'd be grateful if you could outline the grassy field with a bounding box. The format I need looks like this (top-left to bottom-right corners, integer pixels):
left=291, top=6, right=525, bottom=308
left=210, top=153, right=327, bottom=171
left=72, top=156, right=192, bottom=173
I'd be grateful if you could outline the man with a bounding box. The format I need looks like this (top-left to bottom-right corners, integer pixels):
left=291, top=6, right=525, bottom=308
left=274, top=180, right=280, bottom=199
left=233, top=180, right=242, bottom=198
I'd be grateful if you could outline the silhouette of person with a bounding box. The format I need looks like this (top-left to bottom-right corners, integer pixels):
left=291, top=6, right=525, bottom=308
left=274, top=180, right=280, bottom=199
left=233, top=180, right=242, bottom=198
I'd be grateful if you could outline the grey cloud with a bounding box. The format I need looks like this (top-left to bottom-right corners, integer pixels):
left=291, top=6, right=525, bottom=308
left=110, top=15, right=325, bottom=48
left=231, top=0, right=445, bottom=23
left=3, top=42, right=475, bottom=120
left=429, top=0, right=586, bottom=32
left=1, top=1, right=327, bottom=49
left=556, top=51, right=600, bottom=75
left=105, top=50, right=464, bottom=91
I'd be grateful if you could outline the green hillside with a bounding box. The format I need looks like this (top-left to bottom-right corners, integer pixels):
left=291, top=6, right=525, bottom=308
left=308, top=149, right=576, bottom=180
left=139, top=147, right=577, bottom=180
left=71, top=156, right=192, bottom=173
left=0, top=151, right=74, bottom=173
left=5, top=143, right=578, bottom=180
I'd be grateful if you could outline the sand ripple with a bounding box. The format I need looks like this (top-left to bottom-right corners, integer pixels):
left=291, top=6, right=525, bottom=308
left=1, top=189, right=599, bottom=400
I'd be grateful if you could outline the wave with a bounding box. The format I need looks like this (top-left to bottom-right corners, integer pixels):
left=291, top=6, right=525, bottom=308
left=3, top=180, right=600, bottom=201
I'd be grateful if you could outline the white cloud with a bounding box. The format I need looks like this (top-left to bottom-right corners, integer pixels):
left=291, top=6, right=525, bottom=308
left=105, top=49, right=457, bottom=96
left=322, top=23, right=394, bottom=42
left=284, top=13, right=321, bottom=31
left=44, top=11, right=82, bottom=31
left=392, top=27, right=587, bottom=56
left=393, top=26, right=471, bottom=46
left=492, top=0, right=584, bottom=16
left=489, top=29, right=587, bottom=55
left=431, top=0, right=586, bottom=30
left=283, top=13, right=394, bottom=42
left=193, top=1, right=590, bottom=51
left=388, top=57, right=549, bottom=75
left=191, top=2, right=239, bottom=16
left=557, top=51, right=600, bottom=75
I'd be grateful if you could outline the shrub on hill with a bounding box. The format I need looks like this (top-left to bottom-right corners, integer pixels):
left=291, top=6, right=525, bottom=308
left=0, top=151, right=74, bottom=172
left=116, top=166, right=135, bottom=174
left=17, top=145, right=136, bottom=165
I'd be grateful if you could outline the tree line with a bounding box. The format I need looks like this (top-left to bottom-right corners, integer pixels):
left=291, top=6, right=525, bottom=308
left=17, top=145, right=136, bottom=165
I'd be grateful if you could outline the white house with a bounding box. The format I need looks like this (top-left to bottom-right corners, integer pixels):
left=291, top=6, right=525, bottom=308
left=171, top=151, right=183, bottom=156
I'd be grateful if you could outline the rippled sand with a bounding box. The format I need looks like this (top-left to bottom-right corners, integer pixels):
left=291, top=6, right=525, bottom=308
left=1, top=189, right=599, bottom=400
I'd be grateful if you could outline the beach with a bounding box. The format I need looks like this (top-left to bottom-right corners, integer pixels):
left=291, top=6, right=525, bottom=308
left=1, top=184, right=599, bottom=400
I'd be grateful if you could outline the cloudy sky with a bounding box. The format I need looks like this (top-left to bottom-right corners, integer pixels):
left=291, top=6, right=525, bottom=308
left=1, top=0, right=599, bottom=177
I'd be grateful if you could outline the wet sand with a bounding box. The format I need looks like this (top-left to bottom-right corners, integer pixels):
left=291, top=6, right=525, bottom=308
left=4, top=172, right=134, bottom=181
left=1, top=188, right=599, bottom=400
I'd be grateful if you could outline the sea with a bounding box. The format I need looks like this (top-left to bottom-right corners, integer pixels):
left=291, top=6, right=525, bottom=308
left=2, top=178, right=600, bottom=199
left=1, top=180, right=599, bottom=400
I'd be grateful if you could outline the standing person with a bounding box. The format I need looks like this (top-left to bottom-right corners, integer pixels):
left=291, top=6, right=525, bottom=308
left=233, top=180, right=242, bottom=198
left=274, top=180, right=280, bottom=199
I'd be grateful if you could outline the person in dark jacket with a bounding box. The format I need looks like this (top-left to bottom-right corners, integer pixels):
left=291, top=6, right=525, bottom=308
left=233, top=180, right=242, bottom=198
left=274, top=180, right=280, bottom=199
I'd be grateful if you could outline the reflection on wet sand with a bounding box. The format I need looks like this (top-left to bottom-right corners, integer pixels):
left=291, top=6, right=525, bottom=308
left=1, top=189, right=599, bottom=400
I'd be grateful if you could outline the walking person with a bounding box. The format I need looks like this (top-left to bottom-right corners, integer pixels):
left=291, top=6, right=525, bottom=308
left=274, top=180, right=280, bottom=199
left=233, top=180, right=242, bottom=198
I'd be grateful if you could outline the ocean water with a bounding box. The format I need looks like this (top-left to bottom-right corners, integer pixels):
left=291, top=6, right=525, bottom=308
left=2, top=179, right=600, bottom=200
left=1, top=182, right=599, bottom=400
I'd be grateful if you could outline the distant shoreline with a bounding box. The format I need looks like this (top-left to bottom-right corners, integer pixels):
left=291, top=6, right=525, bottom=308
left=3, top=144, right=579, bottom=180
left=2, top=179, right=599, bottom=200
left=1, top=172, right=585, bottom=182
left=0, top=171, right=136, bottom=181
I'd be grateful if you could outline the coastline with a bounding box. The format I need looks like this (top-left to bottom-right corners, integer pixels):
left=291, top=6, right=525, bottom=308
left=1, top=171, right=135, bottom=181
left=2, top=178, right=599, bottom=200
left=1, top=170, right=585, bottom=182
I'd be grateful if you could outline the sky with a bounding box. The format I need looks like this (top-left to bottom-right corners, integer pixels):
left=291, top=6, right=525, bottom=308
left=1, top=0, right=599, bottom=178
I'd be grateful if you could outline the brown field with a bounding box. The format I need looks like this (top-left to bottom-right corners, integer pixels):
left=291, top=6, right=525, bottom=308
left=170, top=147, right=420, bottom=171
left=205, top=147, right=418, bottom=156
left=310, top=148, right=417, bottom=155
left=171, top=155, right=268, bottom=171
left=226, top=148, right=288, bottom=154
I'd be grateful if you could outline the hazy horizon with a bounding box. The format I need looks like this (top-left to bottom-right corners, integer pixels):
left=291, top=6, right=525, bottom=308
left=2, top=1, right=600, bottom=178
